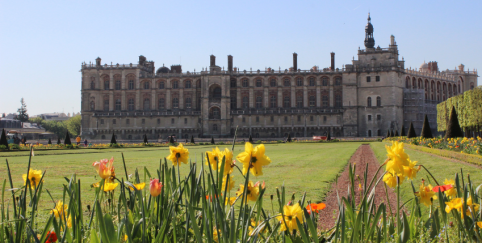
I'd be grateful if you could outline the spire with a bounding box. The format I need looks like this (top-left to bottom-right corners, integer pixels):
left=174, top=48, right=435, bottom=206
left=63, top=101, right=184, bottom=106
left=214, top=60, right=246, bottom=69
left=364, top=13, right=375, bottom=48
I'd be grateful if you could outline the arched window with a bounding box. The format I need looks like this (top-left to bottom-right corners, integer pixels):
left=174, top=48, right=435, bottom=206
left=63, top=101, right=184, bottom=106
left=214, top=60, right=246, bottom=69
left=309, top=96, right=315, bottom=107
left=296, top=95, right=303, bottom=108
left=213, top=87, right=222, bottom=98
left=158, top=98, right=165, bottom=110
left=90, top=101, right=95, bottom=110
left=172, top=81, right=179, bottom=89
left=335, top=95, right=342, bottom=107
left=128, top=99, right=134, bottom=111
left=322, top=77, right=328, bottom=86
left=115, top=99, right=121, bottom=111
left=230, top=79, right=237, bottom=88
left=256, top=79, right=262, bottom=87
left=104, top=80, right=110, bottom=90
left=283, top=96, right=290, bottom=108
left=256, top=96, right=262, bottom=109
left=230, top=96, right=237, bottom=109
left=115, top=80, right=121, bottom=90
left=270, top=95, right=277, bottom=108
left=412, top=79, right=416, bottom=89
left=213, top=124, right=218, bottom=131
left=90, top=81, right=95, bottom=89
left=297, top=78, right=303, bottom=86
left=196, top=79, right=201, bottom=88
left=376, top=96, right=381, bottom=106
left=172, top=98, right=179, bottom=108
left=242, top=96, right=249, bottom=108
left=335, top=77, right=342, bottom=86
left=128, top=80, right=134, bottom=90
left=367, top=97, right=372, bottom=107
left=144, top=81, right=149, bottom=89
left=406, top=78, right=410, bottom=88
left=322, top=96, right=329, bottom=107
left=185, top=80, right=191, bottom=88
left=143, top=98, right=150, bottom=111
left=309, top=77, right=315, bottom=86
left=242, top=79, right=249, bottom=87
left=210, top=107, right=220, bottom=119
left=159, top=81, right=165, bottom=89
left=284, top=78, right=290, bottom=86
left=185, top=97, right=192, bottom=108
left=104, top=99, right=109, bottom=111
left=270, top=79, right=277, bottom=87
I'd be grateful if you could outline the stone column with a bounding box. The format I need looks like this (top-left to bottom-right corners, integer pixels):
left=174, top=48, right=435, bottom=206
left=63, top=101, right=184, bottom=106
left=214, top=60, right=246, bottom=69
left=135, top=70, right=140, bottom=110
left=291, top=87, right=295, bottom=108
left=166, top=89, right=171, bottom=109
left=329, top=86, right=334, bottom=107
left=121, top=70, right=126, bottom=110
left=316, top=86, right=321, bottom=107
left=180, top=89, right=184, bottom=109
left=264, top=87, right=269, bottom=108
left=277, top=88, right=282, bottom=107
left=249, top=87, right=254, bottom=108
left=303, top=86, right=308, bottom=107
left=151, top=89, right=156, bottom=110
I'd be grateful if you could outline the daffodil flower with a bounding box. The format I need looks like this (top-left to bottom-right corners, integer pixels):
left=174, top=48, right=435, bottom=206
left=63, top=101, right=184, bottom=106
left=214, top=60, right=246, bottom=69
left=236, top=142, right=271, bottom=176
left=166, top=143, right=189, bottom=166
left=276, top=203, right=304, bottom=233
left=22, top=169, right=43, bottom=189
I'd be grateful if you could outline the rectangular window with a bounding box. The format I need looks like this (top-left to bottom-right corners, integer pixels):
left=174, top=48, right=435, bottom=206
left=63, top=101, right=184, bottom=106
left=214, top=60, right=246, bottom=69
left=256, top=116, right=259, bottom=122
left=368, top=115, right=372, bottom=121
left=366, top=76, right=371, bottom=82
left=126, top=119, right=130, bottom=124
left=323, top=116, right=327, bottom=123
left=157, top=118, right=160, bottom=124
left=171, top=118, right=174, bottom=124
left=113, top=119, right=116, bottom=124
left=310, top=116, right=313, bottom=121
left=100, top=119, right=104, bottom=124
left=376, top=76, right=380, bottom=82
left=284, top=116, right=288, bottom=122
left=184, top=118, right=187, bottom=124
left=270, top=116, right=274, bottom=122
left=142, top=119, right=145, bottom=124
left=377, top=114, right=381, bottom=120
left=242, top=117, right=245, bottom=123
left=297, top=115, right=301, bottom=122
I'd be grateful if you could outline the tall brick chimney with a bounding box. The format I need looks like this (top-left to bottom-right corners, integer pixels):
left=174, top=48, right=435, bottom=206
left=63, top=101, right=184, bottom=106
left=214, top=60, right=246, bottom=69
left=293, top=53, right=298, bottom=71
left=228, top=55, right=233, bottom=72
left=331, top=52, right=335, bottom=71
left=210, top=55, right=216, bottom=67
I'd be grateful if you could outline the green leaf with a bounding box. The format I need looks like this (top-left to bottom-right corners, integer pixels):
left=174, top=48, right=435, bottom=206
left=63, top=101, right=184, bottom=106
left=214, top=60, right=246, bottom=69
left=95, top=200, right=110, bottom=243
left=90, top=229, right=100, bottom=243
left=400, top=211, right=410, bottom=243
left=104, top=213, right=118, bottom=243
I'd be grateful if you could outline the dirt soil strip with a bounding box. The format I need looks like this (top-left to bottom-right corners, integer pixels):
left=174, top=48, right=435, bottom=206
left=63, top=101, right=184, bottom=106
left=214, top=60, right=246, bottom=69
left=318, top=144, right=399, bottom=230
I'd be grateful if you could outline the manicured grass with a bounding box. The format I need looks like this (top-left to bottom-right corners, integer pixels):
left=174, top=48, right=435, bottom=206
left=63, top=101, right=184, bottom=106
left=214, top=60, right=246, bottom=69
left=0, top=142, right=362, bottom=223
left=370, top=142, right=482, bottom=212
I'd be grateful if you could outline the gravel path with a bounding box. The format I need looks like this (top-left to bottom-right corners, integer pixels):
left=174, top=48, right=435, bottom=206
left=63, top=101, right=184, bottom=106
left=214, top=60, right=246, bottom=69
left=318, top=144, right=399, bottom=230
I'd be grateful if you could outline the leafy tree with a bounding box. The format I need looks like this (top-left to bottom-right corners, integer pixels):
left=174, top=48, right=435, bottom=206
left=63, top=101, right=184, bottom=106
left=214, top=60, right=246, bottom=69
left=445, top=106, right=464, bottom=139
left=287, top=133, right=292, bottom=142
left=211, top=136, right=215, bottom=144
left=48, top=138, right=52, bottom=145
left=190, top=135, right=195, bottom=144
left=57, top=138, right=61, bottom=145
left=144, top=134, right=148, bottom=144
left=64, top=132, right=72, bottom=145
left=400, top=126, right=406, bottom=137
left=65, top=115, right=81, bottom=137
left=327, top=131, right=331, bottom=141
left=111, top=133, right=117, bottom=144
left=17, top=98, right=29, bottom=122
left=1, top=129, right=9, bottom=149
left=169, top=136, right=175, bottom=144
left=248, top=135, right=253, bottom=144
left=421, top=115, right=433, bottom=138
left=386, top=130, right=390, bottom=138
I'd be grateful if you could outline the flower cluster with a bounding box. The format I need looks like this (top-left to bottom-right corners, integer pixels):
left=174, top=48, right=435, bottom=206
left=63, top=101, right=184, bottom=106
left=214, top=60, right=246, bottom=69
left=382, top=141, right=420, bottom=188
left=386, top=136, right=482, bottom=156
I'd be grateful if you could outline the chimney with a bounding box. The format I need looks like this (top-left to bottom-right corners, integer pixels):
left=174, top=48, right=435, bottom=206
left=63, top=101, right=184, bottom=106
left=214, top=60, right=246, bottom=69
left=330, top=52, right=335, bottom=71
left=228, top=55, right=233, bottom=72
left=139, top=55, right=146, bottom=65
left=95, top=57, right=101, bottom=66
left=210, top=55, right=216, bottom=67
left=293, top=53, right=298, bottom=71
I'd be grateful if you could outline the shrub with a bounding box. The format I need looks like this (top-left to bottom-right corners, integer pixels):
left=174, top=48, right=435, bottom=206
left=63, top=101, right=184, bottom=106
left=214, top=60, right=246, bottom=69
left=0, top=145, right=7, bottom=150
left=8, top=144, right=20, bottom=150
left=256, top=140, right=262, bottom=144
left=216, top=142, right=225, bottom=145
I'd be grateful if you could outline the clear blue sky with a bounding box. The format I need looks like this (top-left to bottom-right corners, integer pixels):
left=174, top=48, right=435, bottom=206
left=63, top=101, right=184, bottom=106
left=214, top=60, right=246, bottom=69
left=1, top=0, right=481, bottom=116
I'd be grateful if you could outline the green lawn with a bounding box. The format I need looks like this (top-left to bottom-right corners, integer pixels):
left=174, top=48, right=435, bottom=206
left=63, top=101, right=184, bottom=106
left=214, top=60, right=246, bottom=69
left=0, top=142, right=362, bottom=222
left=370, top=142, right=482, bottom=212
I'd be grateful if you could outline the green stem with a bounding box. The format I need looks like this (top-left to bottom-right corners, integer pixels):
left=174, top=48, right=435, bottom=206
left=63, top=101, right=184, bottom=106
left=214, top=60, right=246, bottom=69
left=397, top=176, right=400, bottom=241
left=420, top=165, right=441, bottom=186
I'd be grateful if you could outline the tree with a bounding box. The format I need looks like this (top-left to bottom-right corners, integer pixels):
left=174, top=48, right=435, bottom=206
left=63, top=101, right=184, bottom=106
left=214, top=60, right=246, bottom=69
left=287, top=133, right=292, bottom=142
left=445, top=106, right=464, bottom=139
left=395, top=130, right=399, bottom=137
left=211, top=136, right=215, bottom=144
left=248, top=135, right=253, bottom=144
left=390, top=130, right=394, bottom=137
left=48, top=138, right=52, bottom=145
left=64, top=132, right=72, bottom=145
left=190, top=135, right=195, bottom=144
left=0, top=129, right=9, bottom=149
left=401, top=126, right=406, bottom=137
left=169, top=136, right=175, bottom=144
left=57, top=138, right=61, bottom=145
left=17, top=98, right=29, bottom=122
left=327, top=131, right=331, bottom=141
left=111, top=133, right=117, bottom=144
left=65, top=115, right=81, bottom=137
left=421, top=115, right=433, bottom=138
left=144, top=134, right=148, bottom=144
left=386, top=130, right=390, bottom=138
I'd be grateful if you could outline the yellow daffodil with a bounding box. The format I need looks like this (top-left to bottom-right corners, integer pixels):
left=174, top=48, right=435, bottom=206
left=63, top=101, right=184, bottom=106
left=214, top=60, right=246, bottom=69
left=276, top=203, right=304, bottom=233
left=383, top=172, right=403, bottom=188
left=236, top=142, right=271, bottom=176
left=219, top=148, right=234, bottom=175
left=465, top=197, right=479, bottom=217
left=122, top=234, right=128, bottom=242
left=414, top=181, right=437, bottom=206
left=385, top=142, right=410, bottom=175
left=235, top=181, right=260, bottom=202
left=166, top=143, right=189, bottom=166
left=445, top=198, right=463, bottom=214
left=205, top=147, right=222, bottom=170
left=67, top=215, right=72, bottom=228
left=22, top=169, right=43, bottom=189
left=50, top=200, right=68, bottom=218
left=249, top=218, right=267, bottom=236
left=225, top=197, right=236, bottom=206
left=129, top=182, right=146, bottom=191
left=213, top=228, right=220, bottom=242
left=443, top=179, right=457, bottom=198
left=477, top=222, right=482, bottom=228
left=403, top=159, right=420, bottom=180
left=92, top=157, right=115, bottom=180
left=221, top=175, right=235, bottom=191
left=103, top=182, right=118, bottom=192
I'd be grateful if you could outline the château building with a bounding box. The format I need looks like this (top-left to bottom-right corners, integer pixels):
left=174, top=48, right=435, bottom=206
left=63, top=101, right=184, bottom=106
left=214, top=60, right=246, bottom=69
left=80, top=14, right=478, bottom=140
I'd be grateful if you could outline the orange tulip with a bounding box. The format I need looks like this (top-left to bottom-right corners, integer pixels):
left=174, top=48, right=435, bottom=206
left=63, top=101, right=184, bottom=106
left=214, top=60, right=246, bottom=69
left=306, top=202, right=326, bottom=214
left=92, top=157, right=115, bottom=180
left=149, top=179, right=163, bottom=197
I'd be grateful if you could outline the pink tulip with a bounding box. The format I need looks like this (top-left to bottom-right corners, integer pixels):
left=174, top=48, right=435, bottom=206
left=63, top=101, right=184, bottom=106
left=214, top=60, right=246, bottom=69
left=150, top=179, right=163, bottom=197
left=92, top=157, right=115, bottom=179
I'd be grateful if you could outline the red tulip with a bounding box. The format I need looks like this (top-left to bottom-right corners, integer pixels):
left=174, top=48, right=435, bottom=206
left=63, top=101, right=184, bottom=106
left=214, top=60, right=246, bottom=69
left=149, top=179, right=163, bottom=197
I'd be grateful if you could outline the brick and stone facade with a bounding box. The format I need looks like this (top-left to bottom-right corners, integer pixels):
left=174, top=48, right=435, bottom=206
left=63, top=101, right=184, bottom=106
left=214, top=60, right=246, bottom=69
left=80, top=14, right=478, bottom=140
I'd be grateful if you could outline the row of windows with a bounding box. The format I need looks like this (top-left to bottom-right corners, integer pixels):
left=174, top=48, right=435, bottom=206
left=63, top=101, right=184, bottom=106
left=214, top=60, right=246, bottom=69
left=91, top=97, right=195, bottom=111
left=366, top=76, right=381, bottom=82
left=100, top=117, right=190, bottom=125
left=367, top=114, right=382, bottom=121
left=230, top=95, right=341, bottom=109
left=240, top=115, right=329, bottom=123
left=231, top=77, right=342, bottom=88
left=93, top=80, right=194, bottom=90
left=367, top=96, right=382, bottom=107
